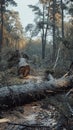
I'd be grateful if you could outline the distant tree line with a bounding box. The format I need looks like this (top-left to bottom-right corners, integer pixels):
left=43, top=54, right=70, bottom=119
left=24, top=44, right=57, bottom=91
left=0, top=0, right=24, bottom=52
left=25, top=0, right=73, bottom=60
left=0, top=0, right=73, bottom=64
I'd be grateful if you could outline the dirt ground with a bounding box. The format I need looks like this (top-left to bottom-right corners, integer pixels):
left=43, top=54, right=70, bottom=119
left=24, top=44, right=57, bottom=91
left=0, top=99, right=60, bottom=130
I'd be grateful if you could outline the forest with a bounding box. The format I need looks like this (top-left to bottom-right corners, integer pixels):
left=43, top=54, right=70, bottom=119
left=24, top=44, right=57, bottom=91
left=0, top=0, right=73, bottom=130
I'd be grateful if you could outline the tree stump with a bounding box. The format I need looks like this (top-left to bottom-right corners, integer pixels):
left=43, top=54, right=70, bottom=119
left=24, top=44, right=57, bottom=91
left=18, top=57, right=30, bottom=78
left=18, top=65, right=30, bottom=77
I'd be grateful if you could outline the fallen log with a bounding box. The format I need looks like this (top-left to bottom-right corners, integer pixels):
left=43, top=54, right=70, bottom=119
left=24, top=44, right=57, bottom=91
left=0, top=74, right=73, bottom=109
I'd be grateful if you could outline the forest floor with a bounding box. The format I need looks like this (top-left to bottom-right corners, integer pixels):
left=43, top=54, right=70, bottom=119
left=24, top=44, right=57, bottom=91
left=0, top=67, right=61, bottom=130
left=0, top=66, right=45, bottom=87
left=0, top=99, right=60, bottom=130
left=0, top=65, right=73, bottom=130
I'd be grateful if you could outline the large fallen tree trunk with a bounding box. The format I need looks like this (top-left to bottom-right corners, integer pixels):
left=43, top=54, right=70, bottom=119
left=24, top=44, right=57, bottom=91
left=0, top=74, right=73, bottom=109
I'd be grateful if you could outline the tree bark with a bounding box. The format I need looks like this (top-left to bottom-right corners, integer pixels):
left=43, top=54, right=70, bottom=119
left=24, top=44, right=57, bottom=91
left=0, top=74, right=73, bottom=109
left=42, top=4, right=45, bottom=59
left=0, top=1, right=4, bottom=52
left=52, top=0, right=56, bottom=61
left=61, top=0, right=64, bottom=39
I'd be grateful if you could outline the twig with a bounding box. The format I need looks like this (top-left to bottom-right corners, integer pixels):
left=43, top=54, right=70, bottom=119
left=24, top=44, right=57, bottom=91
left=8, top=122, right=51, bottom=128
left=0, top=118, right=10, bottom=123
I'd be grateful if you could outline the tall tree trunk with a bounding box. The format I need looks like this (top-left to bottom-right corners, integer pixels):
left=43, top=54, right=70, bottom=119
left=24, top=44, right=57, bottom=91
left=42, top=4, right=45, bottom=59
left=42, top=36, right=45, bottom=59
left=52, top=0, right=56, bottom=61
left=44, top=1, right=50, bottom=54
left=61, top=0, right=64, bottom=39
left=0, top=1, right=4, bottom=52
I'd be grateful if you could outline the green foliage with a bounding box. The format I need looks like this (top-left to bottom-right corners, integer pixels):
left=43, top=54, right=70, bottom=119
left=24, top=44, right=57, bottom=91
left=25, top=24, right=40, bottom=38
left=5, top=0, right=17, bottom=7
left=69, top=5, right=73, bottom=16
left=28, top=4, right=42, bottom=16
left=0, top=9, right=24, bottom=47
left=28, top=5, right=40, bottom=11
left=0, top=0, right=18, bottom=51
